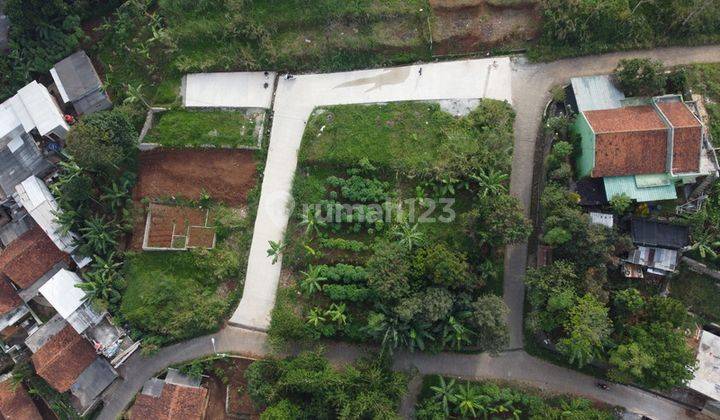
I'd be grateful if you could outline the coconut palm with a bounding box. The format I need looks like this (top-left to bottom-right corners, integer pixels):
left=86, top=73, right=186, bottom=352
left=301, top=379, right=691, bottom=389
left=472, top=168, right=508, bottom=197
left=299, top=265, right=326, bottom=296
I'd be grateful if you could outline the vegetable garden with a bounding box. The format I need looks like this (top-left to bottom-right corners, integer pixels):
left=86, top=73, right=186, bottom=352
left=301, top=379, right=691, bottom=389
left=269, top=100, right=531, bottom=355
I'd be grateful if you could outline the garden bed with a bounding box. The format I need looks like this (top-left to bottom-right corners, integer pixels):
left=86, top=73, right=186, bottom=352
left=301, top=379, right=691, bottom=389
left=142, top=108, right=264, bottom=149
left=270, top=100, right=529, bottom=354
left=133, top=148, right=257, bottom=207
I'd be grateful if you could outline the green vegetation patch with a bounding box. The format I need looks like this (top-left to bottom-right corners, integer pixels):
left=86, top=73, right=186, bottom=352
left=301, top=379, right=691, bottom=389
left=416, top=375, right=613, bottom=419
left=300, top=101, right=515, bottom=176
left=270, top=100, right=530, bottom=356
left=121, top=204, right=255, bottom=348
left=93, top=0, right=430, bottom=105
left=670, top=265, right=720, bottom=324
left=144, top=109, right=259, bottom=148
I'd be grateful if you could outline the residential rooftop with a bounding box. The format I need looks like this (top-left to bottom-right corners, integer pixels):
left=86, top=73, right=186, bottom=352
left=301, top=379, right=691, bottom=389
left=129, top=380, right=208, bottom=420
left=0, top=373, right=42, bottom=420
left=0, top=224, right=69, bottom=289
left=30, top=323, right=97, bottom=392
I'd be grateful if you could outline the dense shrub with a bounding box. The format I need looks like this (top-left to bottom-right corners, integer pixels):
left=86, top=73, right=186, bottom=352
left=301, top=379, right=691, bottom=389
left=323, top=284, right=374, bottom=303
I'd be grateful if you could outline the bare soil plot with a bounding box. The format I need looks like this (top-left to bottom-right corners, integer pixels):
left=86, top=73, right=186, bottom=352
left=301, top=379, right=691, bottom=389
left=430, top=0, right=541, bottom=55
left=205, top=358, right=260, bottom=420
left=133, top=148, right=257, bottom=207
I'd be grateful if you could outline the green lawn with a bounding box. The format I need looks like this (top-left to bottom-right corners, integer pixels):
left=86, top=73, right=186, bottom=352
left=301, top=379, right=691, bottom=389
left=300, top=101, right=515, bottom=176
left=670, top=264, right=720, bottom=324
left=144, top=110, right=259, bottom=148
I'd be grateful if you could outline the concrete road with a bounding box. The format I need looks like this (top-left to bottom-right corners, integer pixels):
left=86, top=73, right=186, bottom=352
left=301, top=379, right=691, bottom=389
left=98, top=327, right=707, bottom=420
left=230, top=57, right=514, bottom=330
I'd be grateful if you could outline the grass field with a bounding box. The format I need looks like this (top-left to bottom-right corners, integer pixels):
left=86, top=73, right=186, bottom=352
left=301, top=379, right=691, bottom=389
left=144, top=110, right=259, bottom=148
left=670, top=264, right=720, bottom=324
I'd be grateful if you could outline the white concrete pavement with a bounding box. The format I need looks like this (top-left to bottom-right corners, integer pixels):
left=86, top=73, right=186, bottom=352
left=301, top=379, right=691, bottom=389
left=182, top=71, right=277, bottom=108
left=230, top=58, right=514, bottom=330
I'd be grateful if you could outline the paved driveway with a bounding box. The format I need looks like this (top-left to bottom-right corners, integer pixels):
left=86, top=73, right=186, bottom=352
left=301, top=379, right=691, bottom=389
left=230, top=58, right=514, bottom=329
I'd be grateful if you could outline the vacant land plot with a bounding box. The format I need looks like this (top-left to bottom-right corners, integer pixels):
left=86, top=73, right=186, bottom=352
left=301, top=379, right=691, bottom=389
left=144, top=109, right=261, bottom=148
left=270, top=100, right=528, bottom=354
left=670, top=264, right=720, bottom=324
left=134, top=149, right=257, bottom=206
left=122, top=204, right=254, bottom=346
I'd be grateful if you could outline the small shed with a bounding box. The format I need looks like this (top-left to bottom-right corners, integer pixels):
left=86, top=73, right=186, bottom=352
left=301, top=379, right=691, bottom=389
left=51, top=51, right=111, bottom=116
left=630, top=217, right=690, bottom=250
left=15, top=176, right=77, bottom=253
left=625, top=246, right=679, bottom=275
left=570, top=75, right=625, bottom=113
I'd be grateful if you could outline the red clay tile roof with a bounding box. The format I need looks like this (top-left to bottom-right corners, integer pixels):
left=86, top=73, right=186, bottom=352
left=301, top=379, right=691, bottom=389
left=658, top=101, right=702, bottom=128
left=672, top=126, right=702, bottom=173
left=129, top=383, right=208, bottom=420
left=0, top=225, right=69, bottom=289
left=584, top=106, right=666, bottom=133
left=0, top=278, right=22, bottom=316
left=30, top=324, right=97, bottom=392
left=585, top=106, right=670, bottom=177
left=658, top=102, right=702, bottom=173
left=0, top=379, right=42, bottom=419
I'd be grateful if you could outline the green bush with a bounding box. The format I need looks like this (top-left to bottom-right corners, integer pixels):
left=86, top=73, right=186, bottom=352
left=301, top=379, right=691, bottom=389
left=323, top=284, right=375, bottom=303
left=317, top=264, right=368, bottom=284
left=613, top=58, right=667, bottom=97
left=610, top=193, right=633, bottom=215
left=543, top=226, right=571, bottom=246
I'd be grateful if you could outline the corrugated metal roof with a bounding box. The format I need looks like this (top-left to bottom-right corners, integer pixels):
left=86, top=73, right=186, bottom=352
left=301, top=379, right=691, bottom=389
left=38, top=269, right=86, bottom=319
left=603, top=175, right=677, bottom=203
left=571, top=75, right=625, bottom=112
left=589, top=212, right=614, bottom=228
left=16, top=82, right=68, bottom=137
left=15, top=176, right=77, bottom=252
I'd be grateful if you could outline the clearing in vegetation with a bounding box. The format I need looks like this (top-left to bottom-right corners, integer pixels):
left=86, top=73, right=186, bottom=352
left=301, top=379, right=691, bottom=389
left=270, top=100, right=531, bottom=355
left=143, top=109, right=261, bottom=148
left=133, top=148, right=257, bottom=207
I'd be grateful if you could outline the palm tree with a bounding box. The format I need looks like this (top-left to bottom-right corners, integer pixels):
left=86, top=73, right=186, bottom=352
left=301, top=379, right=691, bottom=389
left=689, top=232, right=720, bottom=259
left=325, top=303, right=348, bottom=326
left=306, top=307, right=326, bottom=327
left=393, top=222, right=424, bottom=251
left=430, top=376, right=456, bottom=416
left=101, top=180, right=131, bottom=213
left=53, top=208, right=79, bottom=237
left=407, top=323, right=434, bottom=353
left=298, top=207, right=327, bottom=237
left=91, top=252, right=122, bottom=279
left=443, top=316, right=474, bottom=351
left=80, top=217, right=119, bottom=257
left=124, top=83, right=151, bottom=109
left=299, top=265, right=326, bottom=296
left=453, top=382, right=483, bottom=418
left=266, top=240, right=285, bottom=264
left=77, top=271, right=121, bottom=306
left=472, top=168, right=508, bottom=197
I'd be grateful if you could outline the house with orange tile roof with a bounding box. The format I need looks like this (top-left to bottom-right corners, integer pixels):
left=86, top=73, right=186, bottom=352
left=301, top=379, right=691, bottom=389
left=571, top=76, right=718, bottom=204
left=0, top=372, right=43, bottom=420
left=128, top=369, right=209, bottom=420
